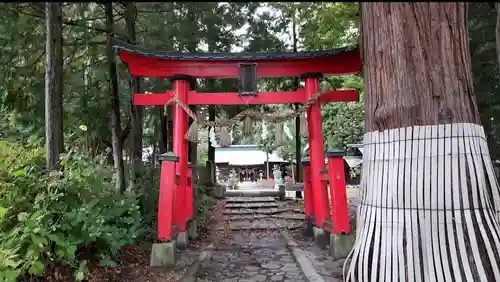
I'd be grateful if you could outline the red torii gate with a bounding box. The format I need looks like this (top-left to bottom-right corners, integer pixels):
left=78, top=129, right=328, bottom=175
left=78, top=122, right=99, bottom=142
left=113, top=38, right=361, bottom=261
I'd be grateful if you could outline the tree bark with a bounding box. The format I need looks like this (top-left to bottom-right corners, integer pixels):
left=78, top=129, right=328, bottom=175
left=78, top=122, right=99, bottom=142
left=45, top=2, right=64, bottom=170
left=125, top=2, right=143, bottom=160
left=207, top=79, right=217, bottom=185
left=347, top=3, right=500, bottom=281
left=292, top=8, right=303, bottom=189
left=188, top=105, right=198, bottom=165
left=105, top=3, right=126, bottom=193
left=125, top=2, right=143, bottom=190
left=207, top=103, right=216, bottom=163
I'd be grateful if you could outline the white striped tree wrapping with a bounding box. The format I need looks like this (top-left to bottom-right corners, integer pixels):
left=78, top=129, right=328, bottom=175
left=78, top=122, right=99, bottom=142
left=346, top=123, right=500, bottom=282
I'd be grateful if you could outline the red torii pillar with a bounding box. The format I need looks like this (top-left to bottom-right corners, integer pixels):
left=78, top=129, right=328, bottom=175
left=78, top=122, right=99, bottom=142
left=303, top=72, right=330, bottom=248
left=326, top=149, right=354, bottom=259
left=302, top=159, right=314, bottom=237
left=171, top=75, right=191, bottom=249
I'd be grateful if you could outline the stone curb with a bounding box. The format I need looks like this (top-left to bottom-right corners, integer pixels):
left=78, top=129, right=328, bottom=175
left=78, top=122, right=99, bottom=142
left=179, top=244, right=214, bottom=282
left=280, top=231, right=326, bottom=282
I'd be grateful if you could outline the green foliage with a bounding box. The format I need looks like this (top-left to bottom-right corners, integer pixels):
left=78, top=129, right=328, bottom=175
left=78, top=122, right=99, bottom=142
left=468, top=3, right=500, bottom=160
left=193, top=183, right=216, bottom=231
left=0, top=140, right=143, bottom=281
left=133, top=164, right=160, bottom=237
left=296, top=3, right=364, bottom=149
left=322, top=75, right=364, bottom=149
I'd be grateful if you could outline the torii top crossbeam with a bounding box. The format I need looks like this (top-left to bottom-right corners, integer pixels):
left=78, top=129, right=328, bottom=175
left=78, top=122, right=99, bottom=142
left=112, top=38, right=361, bottom=79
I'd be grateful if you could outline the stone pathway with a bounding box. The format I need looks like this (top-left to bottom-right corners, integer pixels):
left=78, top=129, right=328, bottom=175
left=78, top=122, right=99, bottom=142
left=197, top=195, right=308, bottom=281
left=286, top=192, right=361, bottom=282
left=197, top=231, right=306, bottom=282
left=196, top=185, right=360, bottom=282
left=290, top=230, right=345, bottom=281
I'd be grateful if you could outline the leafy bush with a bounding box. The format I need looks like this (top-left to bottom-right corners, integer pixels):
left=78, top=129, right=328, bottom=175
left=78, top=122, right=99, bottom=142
left=194, top=184, right=216, bottom=231
left=134, top=164, right=216, bottom=238
left=0, top=140, right=144, bottom=281
left=134, top=164, right=160, bottom=239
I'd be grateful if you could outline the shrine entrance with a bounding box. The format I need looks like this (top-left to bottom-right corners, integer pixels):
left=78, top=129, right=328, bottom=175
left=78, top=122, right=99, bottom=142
left=113, top=38, right=361, bottom=267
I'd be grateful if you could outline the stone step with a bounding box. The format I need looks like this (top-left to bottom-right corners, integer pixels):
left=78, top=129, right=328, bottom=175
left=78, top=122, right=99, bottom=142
left=225, top=202, right=279, bottom=209
left=223, top=207, right=293, bottom=215
left=225, top=214, right=270, bottom=221
left=224, top=213, right=306, bottom=222
left=218, top=221, right=303, bottom=231
left=272, top=214, right=306, bottom=221
left=224, top=190, right=281, bottom=198
left=225, top=197, right=276, bottom=204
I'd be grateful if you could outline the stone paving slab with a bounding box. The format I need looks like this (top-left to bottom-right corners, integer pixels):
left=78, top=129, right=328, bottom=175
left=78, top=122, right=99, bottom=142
left=284, top=197, right=360, bottom=282
left=289, top=230, right=345, bottom=281
left=197, top=231, right=307, bottom=282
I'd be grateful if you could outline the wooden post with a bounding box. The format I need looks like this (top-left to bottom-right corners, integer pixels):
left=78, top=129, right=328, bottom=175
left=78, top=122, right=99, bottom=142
left=186, top=163, right=194, bottom=220
left=326, top=149, right=350, bottom=235
left=303, top=74, right=330, bottom=228
left=302, top=159, right=314, bottom=221
left=172, top=76, right=190, bottom=233
left=157, top=152, right=178, bottom=241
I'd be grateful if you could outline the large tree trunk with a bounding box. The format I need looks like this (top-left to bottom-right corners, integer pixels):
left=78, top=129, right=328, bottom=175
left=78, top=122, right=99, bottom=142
left=105, top=3, right=126, bottom=192
left=45, top=3, right=64, bottom=170
left=347, top=3, right=500, bottom=281
left=292, top=8, right=303, bottom=190
left=125, top=2, right=143, bottom=190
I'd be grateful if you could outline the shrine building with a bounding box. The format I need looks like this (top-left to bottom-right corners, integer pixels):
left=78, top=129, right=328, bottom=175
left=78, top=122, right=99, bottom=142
left=214, top=144, right=288, bottom=182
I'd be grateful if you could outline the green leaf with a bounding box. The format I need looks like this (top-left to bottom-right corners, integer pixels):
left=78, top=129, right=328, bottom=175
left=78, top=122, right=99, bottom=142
left=28, top=261, right=45, bottom=276
left=11, top=169, right=25, bottom=177
left=99, top=253, right=117, bottom=268
left=75, top=260, right=88, bottom=281
left=30, top=234, right=48, bottom=248
left=75, top=271, right=85, bottom=281
left=17, top=212, right=28, bottom=222
left=0, top=206, right=8, bottom=219
left=0, top=269, right=21, bottom=282
left=48, top=232, right=65, bottom=245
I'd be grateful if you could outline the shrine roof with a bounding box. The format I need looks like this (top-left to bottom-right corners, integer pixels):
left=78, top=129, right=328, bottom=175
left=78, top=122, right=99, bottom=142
left=112, top=38, right=358, bottom=61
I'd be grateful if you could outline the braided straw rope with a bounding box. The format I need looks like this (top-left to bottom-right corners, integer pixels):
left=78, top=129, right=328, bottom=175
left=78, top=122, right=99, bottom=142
left=166, top=90, right=324, bottom=126
left=164, top=90, right=326, bottom=142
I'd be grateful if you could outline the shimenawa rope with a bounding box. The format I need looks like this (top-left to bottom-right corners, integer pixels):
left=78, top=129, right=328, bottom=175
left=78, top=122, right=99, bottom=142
left=164, top=90, right=326, bottom=145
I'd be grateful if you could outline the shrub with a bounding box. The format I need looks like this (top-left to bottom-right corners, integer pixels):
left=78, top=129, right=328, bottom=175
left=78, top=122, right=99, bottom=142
left=0, top=140, right=144, bottom=281
left=134, top=164, right=216, bottom=239
left=134, top=164, right=160, bottom=239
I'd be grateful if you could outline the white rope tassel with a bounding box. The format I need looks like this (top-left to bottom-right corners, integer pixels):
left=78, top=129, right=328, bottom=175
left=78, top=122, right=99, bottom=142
left=209, top=126, right=218, bottom=147
left=346, top=123, right=500, bottom=282
left=261, top=120, right=268, bottom=139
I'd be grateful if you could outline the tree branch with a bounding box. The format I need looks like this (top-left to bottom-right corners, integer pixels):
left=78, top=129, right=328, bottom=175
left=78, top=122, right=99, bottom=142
left=65, top=40, right=106, bottom=46
left=5, top=6, right=126, bottom=37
